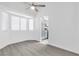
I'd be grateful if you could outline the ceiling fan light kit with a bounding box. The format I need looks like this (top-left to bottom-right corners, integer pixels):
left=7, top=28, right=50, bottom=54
left=30, top=6, right=35, bottom=10
left=25, top=2, right=46, bottom=12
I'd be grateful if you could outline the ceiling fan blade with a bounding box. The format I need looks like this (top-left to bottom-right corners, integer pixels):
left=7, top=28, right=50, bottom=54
left=33, top=4, right=46, bottom=7
left=35, top=8, right=39, bottom=12
left=25, top=6, right=30, bottom=9
left=24, top=2, right=32, bottom=9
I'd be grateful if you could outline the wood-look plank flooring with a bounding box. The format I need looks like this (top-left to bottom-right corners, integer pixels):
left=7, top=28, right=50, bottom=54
left=0, top=40, right=78, bottom=56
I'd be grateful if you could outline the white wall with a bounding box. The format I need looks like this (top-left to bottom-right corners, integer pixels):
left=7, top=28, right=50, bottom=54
left=0, top=2, right=40, bottom=49
left=38, top=2, right=79, bottom=54
left=48, top=2, right=77, bottom=53
left=49, top=3, right=79, bottom=54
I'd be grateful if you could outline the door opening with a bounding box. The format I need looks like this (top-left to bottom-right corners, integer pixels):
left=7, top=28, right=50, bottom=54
left=40, top=16, right=49, bottom=44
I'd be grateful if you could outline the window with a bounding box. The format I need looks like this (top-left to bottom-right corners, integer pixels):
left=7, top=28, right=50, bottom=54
left=11, top=15, right=20, bottom=31
left=29, top=19, right=33, bottom=31
left=1, top=12, right=9, bottom=31
left=1, top=12, right=34, bottom=31
left=20, top=17, right=27, bottom=31
left=10, top=15, right=33, bottom=31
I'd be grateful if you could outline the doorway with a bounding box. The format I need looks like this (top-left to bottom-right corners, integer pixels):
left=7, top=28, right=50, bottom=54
left=40, top=16, right=49, bottom=44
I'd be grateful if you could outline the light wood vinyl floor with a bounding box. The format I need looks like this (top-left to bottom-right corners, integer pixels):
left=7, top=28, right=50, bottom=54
left=0, top=40, right=78, bottom=56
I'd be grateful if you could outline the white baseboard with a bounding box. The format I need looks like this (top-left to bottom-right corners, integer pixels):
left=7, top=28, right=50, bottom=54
left=48, top=43, right=79, bottom=55
left=0, top=39, right=39, bottom=49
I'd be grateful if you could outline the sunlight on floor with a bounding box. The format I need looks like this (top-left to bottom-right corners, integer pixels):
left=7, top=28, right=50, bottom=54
left=39, top=40, right=48, bottom=45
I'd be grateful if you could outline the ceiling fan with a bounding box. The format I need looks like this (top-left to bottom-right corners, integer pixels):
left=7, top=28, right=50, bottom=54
left=25, top=2, right=46, bottom=12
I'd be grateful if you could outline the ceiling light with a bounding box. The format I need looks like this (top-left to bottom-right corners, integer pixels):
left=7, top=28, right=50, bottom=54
left=30, top=6, right=35, bottom=10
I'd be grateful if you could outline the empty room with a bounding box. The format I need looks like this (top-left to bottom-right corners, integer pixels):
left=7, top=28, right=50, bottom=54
left=0, top=2, right=79, bottom=56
